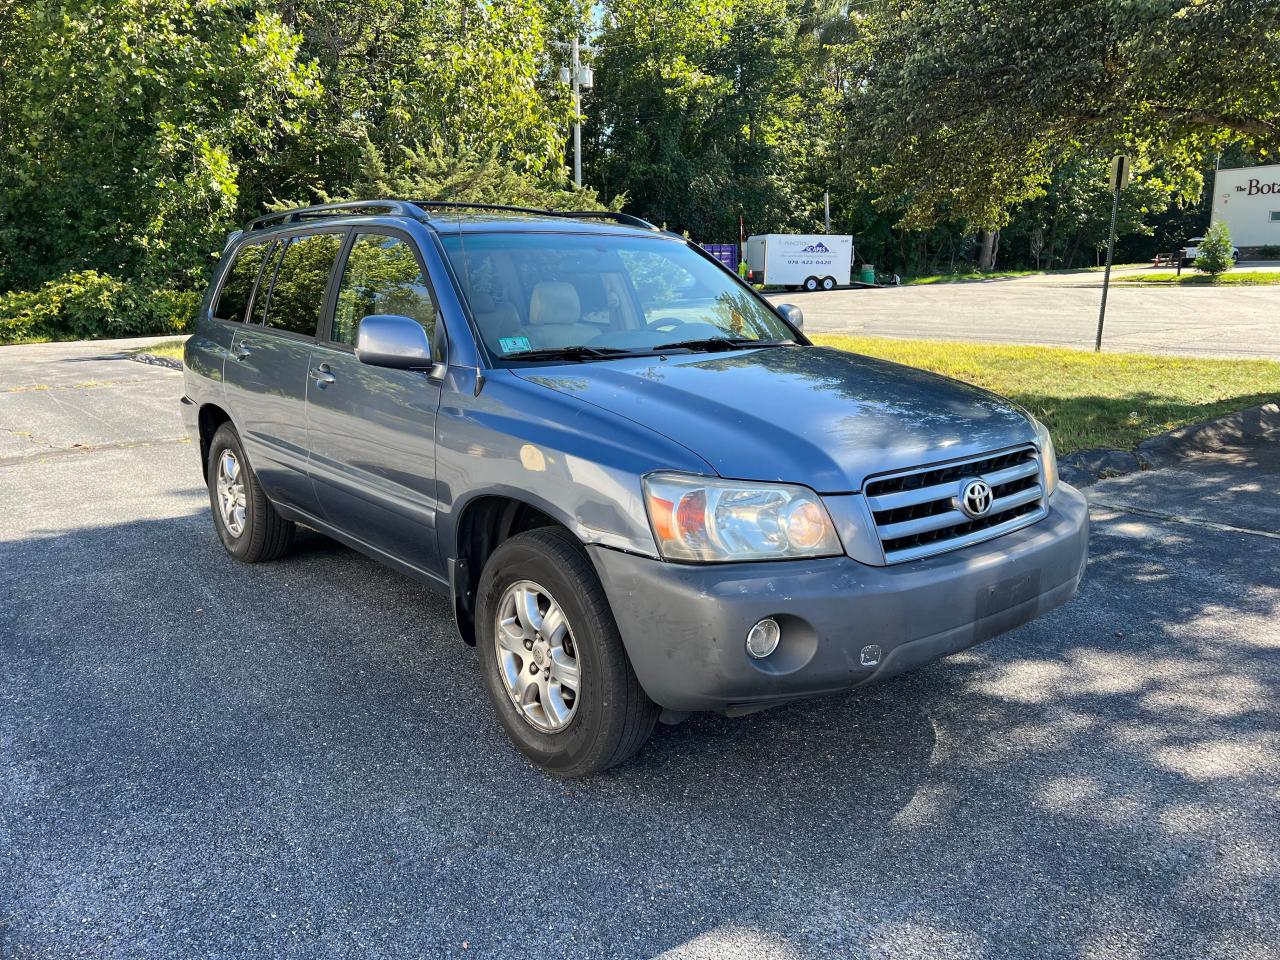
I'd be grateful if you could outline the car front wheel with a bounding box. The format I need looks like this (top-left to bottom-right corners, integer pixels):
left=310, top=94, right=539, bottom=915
left=476, top=527, right=659, bottom=777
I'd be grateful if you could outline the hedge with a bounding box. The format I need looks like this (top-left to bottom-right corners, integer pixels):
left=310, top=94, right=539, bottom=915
left=0, top=271, right=200, bottom=344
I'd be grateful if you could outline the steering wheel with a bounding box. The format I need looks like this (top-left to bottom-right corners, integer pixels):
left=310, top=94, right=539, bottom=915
left=644, top=317, right=685, bottom=333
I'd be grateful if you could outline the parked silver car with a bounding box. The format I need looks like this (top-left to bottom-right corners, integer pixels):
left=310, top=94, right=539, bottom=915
left=182, top=201, right=1089, bottom=776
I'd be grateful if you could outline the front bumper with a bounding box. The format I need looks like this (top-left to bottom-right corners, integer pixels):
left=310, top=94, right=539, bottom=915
left=589, top=483, right=1089, bottom=713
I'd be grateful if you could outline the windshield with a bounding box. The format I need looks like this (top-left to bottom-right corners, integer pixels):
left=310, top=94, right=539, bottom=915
left=440, top=232, right=798, bottom=360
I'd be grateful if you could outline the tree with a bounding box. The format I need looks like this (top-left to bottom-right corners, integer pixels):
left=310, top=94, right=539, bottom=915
left=846, top=0, right=1280, bottom=234
left=294, top=137, right=614, bottom=211
left=266, top=0, right=580, bottom=210
left=1195, top=221, right=1234, bottom=274
left=586, top=0, right=819, bottom=239
left=0, top=0, right=319, bottom=294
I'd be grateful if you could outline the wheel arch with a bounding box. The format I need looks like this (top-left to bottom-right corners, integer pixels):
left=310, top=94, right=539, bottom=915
left=197, top=402, right=234, bottom=480
left=449, top=492, right=582, bottom=645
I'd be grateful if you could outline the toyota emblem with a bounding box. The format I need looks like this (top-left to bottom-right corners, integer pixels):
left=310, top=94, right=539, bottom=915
left=958, top=478, right=994, bottom=518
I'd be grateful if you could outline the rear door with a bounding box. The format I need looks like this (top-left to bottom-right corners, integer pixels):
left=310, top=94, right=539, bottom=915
left=224, top=230, right=345, bottom=515
left=304, top=229, right=446, bottom=578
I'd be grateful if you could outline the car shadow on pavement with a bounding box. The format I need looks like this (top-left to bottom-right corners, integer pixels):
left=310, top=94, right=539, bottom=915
left=3, top=497, right=1278, bottom=959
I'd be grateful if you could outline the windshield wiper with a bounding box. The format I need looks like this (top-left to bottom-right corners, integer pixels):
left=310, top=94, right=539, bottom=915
left=503, top=345, right=635, bottom=362
left=650, top=337, right=792, bottom=353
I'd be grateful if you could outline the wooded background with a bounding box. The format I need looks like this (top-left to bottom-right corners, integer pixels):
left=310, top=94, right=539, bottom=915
left=1, top=0, right=1276, bottom=339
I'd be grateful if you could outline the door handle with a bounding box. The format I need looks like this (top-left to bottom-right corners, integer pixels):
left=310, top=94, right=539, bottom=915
left=233, top=344, right=252, bottom=361
left=310, top=364, right=336, bottom=387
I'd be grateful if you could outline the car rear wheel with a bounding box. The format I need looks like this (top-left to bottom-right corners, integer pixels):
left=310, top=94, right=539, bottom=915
left=206, top=423, right=295, bottom=562
left=476, top=527, right=659, bottom=777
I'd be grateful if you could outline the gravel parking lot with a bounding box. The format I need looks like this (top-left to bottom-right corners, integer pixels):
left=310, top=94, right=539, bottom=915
left=769, top=267, right=1280, bottom=359
left=2, top=340, right=1278, bottom=959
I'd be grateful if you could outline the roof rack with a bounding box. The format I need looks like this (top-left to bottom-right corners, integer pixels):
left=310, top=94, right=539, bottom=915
left=245, top=199, right=662, bottom=234
left=410, top=200, right=660, bottom=232
left=247, top=200, right=424, bottom=231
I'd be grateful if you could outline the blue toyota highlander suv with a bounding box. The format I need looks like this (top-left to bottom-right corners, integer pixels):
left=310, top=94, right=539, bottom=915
left=182, top=200, right=1089, bottom=777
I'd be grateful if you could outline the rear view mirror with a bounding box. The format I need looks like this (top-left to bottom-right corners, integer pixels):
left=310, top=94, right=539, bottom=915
left=355, top=314, right=432, bottom=369
left=776, top=303, right=804, bottom=330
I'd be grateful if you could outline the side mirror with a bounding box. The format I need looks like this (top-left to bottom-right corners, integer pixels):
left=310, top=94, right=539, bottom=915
left=776, top=303, right=804, bottom=331
left=355, top=314, right=432, bottom=370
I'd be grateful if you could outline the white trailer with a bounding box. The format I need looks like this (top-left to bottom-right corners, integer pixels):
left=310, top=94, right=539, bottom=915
left=744, top=234, right=854, bottom=290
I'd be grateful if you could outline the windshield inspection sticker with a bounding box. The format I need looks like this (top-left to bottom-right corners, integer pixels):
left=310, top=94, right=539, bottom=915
left=499, top=336, right=532, bottom=354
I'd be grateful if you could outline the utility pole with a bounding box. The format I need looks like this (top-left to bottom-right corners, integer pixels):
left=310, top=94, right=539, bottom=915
left=557, top=37, right=595, bottom=188
left=571, top=35, right=582, bottom=187
left=1095, top=155, right=1131, bottom=352
left=823, top=191, right=831, bottom=233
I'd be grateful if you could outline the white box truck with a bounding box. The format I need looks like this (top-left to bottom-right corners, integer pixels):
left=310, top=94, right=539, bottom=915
left=744, top=234, right=854, bottom=290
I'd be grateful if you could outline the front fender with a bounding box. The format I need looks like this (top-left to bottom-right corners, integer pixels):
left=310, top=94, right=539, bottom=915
left=434, top=367, right=714, bottom=560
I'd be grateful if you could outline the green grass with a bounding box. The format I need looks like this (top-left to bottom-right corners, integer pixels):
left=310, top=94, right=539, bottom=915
left=1114, top=270, right=1280, bottom=285
left=811, top=335, right=1280, bottom=454
left=903, top=269, right=1045, bottom=285
left=902, top=264, right=1141, bottom=285
left=129, top=338, right=186, bottom=360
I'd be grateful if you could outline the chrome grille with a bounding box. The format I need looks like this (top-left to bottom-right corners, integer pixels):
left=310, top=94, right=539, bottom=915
left=865, top=446, right=1046, bottom=564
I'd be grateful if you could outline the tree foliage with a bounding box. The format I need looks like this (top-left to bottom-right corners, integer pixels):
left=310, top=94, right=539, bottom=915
left=0, top=0, right=319, bottom=293
left=298, top=138, right=615, bottom=212
left=847, top=0, right=1280, bottom=230
left=2, top=0, right=1278, bottom=344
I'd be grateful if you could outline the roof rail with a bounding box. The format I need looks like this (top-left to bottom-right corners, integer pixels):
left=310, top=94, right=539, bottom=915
left=246, top=200, right=424, bottom=231
left=555, top=210, right=661, bottom=232
left=246, top=199, right=663, bottom=234
left=410, top=200, right=660, bottom=232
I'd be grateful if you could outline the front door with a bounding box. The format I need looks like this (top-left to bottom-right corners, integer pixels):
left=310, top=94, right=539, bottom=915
left=304, top=230, right=446, bottom=580
left=223, top=230, right=345, bottom=515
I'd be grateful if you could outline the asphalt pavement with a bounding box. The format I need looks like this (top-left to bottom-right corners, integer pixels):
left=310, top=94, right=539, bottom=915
left=769, top=265, right=1280, bottom=359
left=2, top=339, right=1277, bottom=959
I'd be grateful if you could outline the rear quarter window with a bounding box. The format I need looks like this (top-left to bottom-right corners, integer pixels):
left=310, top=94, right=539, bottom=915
left=213, top=242, right=268, bottom=322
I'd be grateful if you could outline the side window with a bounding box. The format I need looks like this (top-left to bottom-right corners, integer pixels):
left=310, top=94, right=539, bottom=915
left=249, top=241, right=283, bottom=325
left=332, top=234, right=437, bottom=345
left=212, top=242, right=268, bottom=322
left=264, top=233, right=343, bottom=337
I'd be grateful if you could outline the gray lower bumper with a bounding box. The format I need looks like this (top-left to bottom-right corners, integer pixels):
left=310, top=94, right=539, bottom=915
left=589, top=484, right=1089, bottom=713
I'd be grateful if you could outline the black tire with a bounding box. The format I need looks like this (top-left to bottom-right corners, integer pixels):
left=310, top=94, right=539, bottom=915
left=206, top=422, right=295, bottom=563
left=803, top=275, right=820, bottom=292
left=820, top=275, right=837, bottom=290
left=475, top=527, right=659, bottom=777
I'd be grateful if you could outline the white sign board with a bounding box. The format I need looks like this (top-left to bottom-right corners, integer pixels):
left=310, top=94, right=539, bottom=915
left=1211, top=163, right=1280, bottom=248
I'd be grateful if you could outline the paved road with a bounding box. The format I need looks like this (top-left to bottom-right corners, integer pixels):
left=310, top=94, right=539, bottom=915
left=769, top=268, right=1280, bottom=359
left=3, top=340, right=1278, bottom=959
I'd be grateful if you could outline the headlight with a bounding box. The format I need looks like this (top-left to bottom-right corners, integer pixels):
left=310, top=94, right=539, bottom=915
left=643, top=473, right=843, bottom=562
left=1033, top=418, right=1059, bottom=496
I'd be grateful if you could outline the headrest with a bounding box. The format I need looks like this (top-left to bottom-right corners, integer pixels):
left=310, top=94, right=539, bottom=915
left=469, top=289, right=496, bottom=313
left=529, top=282, right=580, bottom=326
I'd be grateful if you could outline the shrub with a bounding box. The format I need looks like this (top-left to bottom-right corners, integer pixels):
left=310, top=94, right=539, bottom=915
left=142, top=288, right=202, bottom=335
left=1195, top=221, right=1234, bottom=275
left=0, top=287, right=50, bottom=343
left=0, top=271, right=199, bottom=344
left=1258, top=244, right=1280, bottom=259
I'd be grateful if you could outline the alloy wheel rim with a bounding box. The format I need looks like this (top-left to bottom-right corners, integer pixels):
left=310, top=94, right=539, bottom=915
left=215, top=450, right=247, bottom=537
left=494, top=579, right=581, bottom=733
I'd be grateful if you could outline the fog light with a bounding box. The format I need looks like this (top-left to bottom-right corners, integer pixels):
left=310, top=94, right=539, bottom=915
left=745, top=618, right=781, bottom=659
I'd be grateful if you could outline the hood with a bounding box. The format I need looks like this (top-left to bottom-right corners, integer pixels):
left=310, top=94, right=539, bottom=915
left=514, top=346, right=1036, bottom=493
